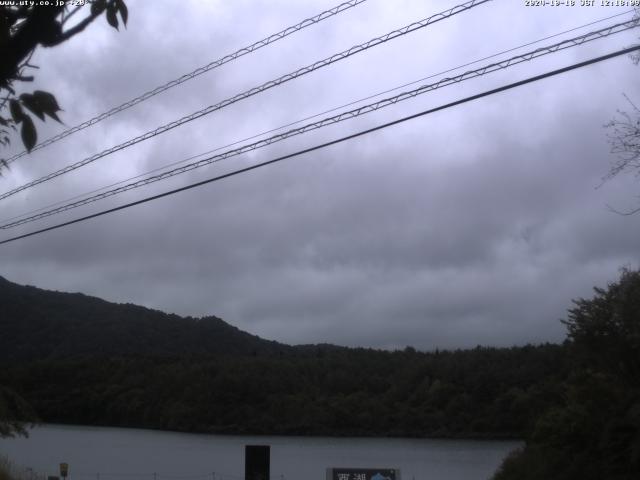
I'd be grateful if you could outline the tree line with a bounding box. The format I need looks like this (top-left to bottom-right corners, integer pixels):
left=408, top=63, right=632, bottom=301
left=1, top=344, right=567, bottom=438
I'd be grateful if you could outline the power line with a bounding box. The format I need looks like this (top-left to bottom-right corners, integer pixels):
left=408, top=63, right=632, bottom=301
left=1, top=45, right=637, bottom=247
left=3, top=0, right=369, bottom=164
left=0, top=0, right=492, bottom=202
left=3, top=9, right=632, bottom=227
left=2, top=18, right=636, bottom=231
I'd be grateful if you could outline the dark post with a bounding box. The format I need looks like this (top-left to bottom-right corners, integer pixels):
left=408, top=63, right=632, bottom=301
left=245, top=445, right=270, bottom=480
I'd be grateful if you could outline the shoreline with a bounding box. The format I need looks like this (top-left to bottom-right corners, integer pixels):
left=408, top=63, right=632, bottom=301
left=16, top=422, right=524, bottom=442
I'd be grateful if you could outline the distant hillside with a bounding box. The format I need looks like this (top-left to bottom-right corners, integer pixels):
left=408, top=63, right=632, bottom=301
left=0, top=275, right=569, bottom=439
left=0, top=275, right=289, bottom=360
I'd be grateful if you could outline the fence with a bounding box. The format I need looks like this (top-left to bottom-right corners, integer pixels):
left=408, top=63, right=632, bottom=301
left=0, top=463, right=285, bottom=480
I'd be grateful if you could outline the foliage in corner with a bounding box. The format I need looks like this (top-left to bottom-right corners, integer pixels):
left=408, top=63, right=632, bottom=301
left=603, top=7, right=640, bottom=214
left=493, top=268, right=640, bottom=480
left=0, top=0, right=128, bottom=170
left=604, top=96, right=640, bottom=215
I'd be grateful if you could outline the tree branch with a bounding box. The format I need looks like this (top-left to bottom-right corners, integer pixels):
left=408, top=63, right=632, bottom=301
left=60, top=5, right=83, bottom=26
left=54, top=6, right=104, bottom=44
left=0, top=6, right=63, bottom=83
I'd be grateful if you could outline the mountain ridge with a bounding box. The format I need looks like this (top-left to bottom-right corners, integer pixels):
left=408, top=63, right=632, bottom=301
left=0, top=274, right=573, bottom=440
left=0, top=275, right=292, bottom=360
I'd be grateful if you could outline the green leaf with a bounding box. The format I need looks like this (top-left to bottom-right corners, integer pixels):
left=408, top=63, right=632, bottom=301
left=45, top=110, right=61, bottom=123
left=91, top=0, right=106, bottom=16
left=106, top=4, right=119, bottom=30
left=33, top=90, right=61, bottom=111
left=9, top=99, right=24, bottom=124
left=20, top=115, right=37, bottom=152
left=20, top=93, right=45, bottom=121
left=115, top=0, right=128, bottom=26
left=32, top=90, right=62, bottom=123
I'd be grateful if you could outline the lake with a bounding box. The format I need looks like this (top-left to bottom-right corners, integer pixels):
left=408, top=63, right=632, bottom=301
left=0, top=425, right=519, bottom=480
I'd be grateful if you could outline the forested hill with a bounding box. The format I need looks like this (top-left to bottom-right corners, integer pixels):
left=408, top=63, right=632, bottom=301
left=0, top=274, right=570, bottom=439
left=0, top=275, right=289, bottom=360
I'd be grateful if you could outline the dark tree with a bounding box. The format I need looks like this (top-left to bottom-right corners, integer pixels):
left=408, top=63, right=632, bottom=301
left=563, top=268, right=640, bottom=384
left=494, top=269, right=640, bottom=480
left=0, top=386, right=36, bottom=438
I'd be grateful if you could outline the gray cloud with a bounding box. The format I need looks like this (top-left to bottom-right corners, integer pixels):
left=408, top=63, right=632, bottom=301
left=2, top=0, right=640, bottom=350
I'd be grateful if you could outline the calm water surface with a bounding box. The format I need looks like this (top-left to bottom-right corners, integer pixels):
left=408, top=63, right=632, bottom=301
left=0, top=425, right=519, bottom=480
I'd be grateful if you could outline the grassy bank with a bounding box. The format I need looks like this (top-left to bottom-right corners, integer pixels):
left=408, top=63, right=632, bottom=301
left=0, top=456, right=17, bottom=480
left=0, top=456, right=44, bottom=480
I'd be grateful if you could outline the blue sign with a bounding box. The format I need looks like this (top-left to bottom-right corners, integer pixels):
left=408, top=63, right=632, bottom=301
left=329, top=468, right=398, bottom=480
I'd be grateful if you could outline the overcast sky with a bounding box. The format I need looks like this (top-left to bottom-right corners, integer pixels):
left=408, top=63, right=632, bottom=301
left=1, top=0, right=639, bottom=350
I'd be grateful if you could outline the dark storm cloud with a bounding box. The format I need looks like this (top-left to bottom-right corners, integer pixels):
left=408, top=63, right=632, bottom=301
left=2, top=0, right=640, bottom=350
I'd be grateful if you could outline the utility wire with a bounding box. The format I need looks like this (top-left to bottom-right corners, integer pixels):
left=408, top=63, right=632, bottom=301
left=1, top=45, right=637, bottom=247
left=0, top=0, right=491, bottom=202
left=2, top=9, right=632, bottom=227
left=3, top=0, right=369, bottom=164
left=1, top=18, right=636, bottom=231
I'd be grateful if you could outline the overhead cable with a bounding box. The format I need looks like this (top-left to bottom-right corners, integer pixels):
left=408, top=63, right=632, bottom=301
left=1, top=45, right=637, bottom=247
left=3, top=8, right=631, bottom=227
left=0, top=0, right=492, bottom=202
left=3, top=0, right=370, bottom=164
left=1, top=18, right=636, bottom=230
